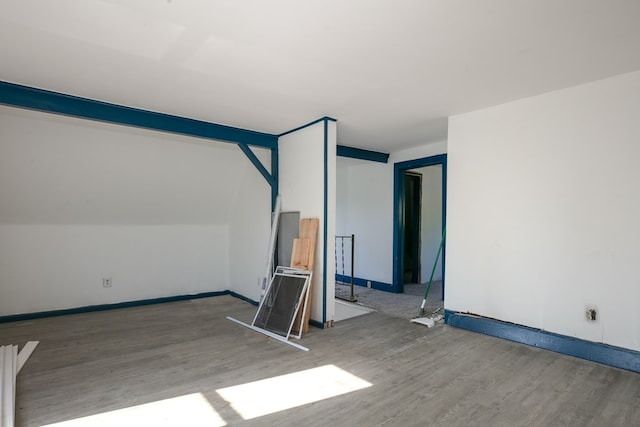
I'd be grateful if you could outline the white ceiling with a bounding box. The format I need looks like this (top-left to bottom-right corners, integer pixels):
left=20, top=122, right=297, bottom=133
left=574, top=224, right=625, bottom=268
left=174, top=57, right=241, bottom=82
left=1, top=0, right=640, bottom=152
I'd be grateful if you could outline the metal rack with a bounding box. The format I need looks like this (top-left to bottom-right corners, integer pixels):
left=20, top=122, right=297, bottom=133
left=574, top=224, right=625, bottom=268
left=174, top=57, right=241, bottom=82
left=335, top=234, right=356, bottom=302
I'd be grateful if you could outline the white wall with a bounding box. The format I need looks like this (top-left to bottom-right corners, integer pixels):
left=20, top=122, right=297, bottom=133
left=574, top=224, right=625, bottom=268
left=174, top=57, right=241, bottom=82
left=0, top=105, right=270, bottom=316
left=409, top=165, right=443, bottom=282
left=0, top=225, right=228, bottom=315
left=336, top=158, right=392, bottom=284
left=278, top=120, right=336, bottom=324
left=336, top=142, right=447, bottom=286
left=446, top=70, right=640, bottom=351
left=391, top=142, right=447, bottom=165
left=227, top=148, right=271, bottom=301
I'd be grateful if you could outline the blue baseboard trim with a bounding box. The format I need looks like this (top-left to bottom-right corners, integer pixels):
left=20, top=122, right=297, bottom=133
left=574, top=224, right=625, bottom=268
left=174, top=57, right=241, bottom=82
left=227, top=291, right=259, bottom=306
left=309, top=319, right=325, bottom=329
left=335, top=274, right=394, bottom=292
left=445, top=310, right=640, bottom=373
left=0, top=290, right=328, bottom=332
left=0, top=291, right=229, bottom=323
left=0, top=290, right=260, bottom=324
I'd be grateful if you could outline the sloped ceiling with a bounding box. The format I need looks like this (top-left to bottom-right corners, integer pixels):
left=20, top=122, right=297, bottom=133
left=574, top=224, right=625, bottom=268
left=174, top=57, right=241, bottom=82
left=1, top=0, right=640, bottom=152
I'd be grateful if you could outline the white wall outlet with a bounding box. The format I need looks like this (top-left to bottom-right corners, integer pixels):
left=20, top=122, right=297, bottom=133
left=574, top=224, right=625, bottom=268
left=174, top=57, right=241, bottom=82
left=367, top=281, right=372, bottom=288
left=103, top=277, right=112, bottom=288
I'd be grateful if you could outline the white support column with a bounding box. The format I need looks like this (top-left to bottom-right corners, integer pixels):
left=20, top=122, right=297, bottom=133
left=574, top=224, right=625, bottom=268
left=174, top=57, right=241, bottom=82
left=278, top=118, right=337, bottom=326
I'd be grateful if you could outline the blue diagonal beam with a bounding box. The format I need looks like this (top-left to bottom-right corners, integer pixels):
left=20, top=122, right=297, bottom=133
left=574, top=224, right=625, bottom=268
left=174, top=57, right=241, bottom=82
left=238, top=143, right=275, bottom=188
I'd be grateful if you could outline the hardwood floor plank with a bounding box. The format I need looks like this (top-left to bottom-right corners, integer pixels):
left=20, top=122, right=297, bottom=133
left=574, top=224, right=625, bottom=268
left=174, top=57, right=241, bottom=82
left=1, top=296, right=639, bottom=426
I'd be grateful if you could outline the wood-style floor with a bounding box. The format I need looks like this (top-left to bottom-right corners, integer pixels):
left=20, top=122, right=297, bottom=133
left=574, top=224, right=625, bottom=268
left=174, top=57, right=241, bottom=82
left=1, top=296, right=639, bottom=426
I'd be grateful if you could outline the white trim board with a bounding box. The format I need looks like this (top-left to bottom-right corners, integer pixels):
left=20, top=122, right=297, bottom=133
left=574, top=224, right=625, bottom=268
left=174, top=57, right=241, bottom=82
left=1, top=341, right=39, bottom=427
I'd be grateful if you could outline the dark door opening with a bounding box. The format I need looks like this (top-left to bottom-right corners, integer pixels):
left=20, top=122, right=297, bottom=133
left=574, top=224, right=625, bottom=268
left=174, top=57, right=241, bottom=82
left=403, top=172, right=422, bottom=284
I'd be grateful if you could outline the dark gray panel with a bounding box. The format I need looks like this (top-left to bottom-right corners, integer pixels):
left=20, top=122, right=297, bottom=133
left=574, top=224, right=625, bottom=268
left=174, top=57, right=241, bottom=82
left=277, top=211, right=300, bottom=267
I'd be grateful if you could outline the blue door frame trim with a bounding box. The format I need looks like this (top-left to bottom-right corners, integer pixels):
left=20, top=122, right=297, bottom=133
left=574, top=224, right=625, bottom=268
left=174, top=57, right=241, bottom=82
left=393, top=154, right=447, bottom=294
left=337, top=145, right=389, bottom=163
left=0, top=80, right=279, bottom=210
left=445, top=310, right=640, bottom=373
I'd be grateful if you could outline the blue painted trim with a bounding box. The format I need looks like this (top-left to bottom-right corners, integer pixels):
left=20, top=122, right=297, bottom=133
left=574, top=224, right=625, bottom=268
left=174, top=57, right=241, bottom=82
left=278, top=116, right=337, bottom=137
left=271, top=147, right=279, bottom=210
left=0, top=290, right=261, bottom=324
left=0, top=291, right=230, bottom=323
left=335, top=274, right=393, bottom=291
left=0, top=81, right=280, bottom=229
left=228, top=291, right=259, bottom=307
left=238, top=143, right=275, bottom=187
left=441, top=158, right=447, bottom=301
left=322, top=118, right=329, bottom=325
left=392, top=167, right=403, bottom=293
left=445, top=311, right=640, bottom=373
left=396, top=155, right=447, bottom=171
left=0, top=81, right=278, bottom=149
left=393, top=154, right=447, bottom=294
left=337, top=145, right=389, bottom=163
left=0, top=287, right=328, bottom=333
left=309, top=319, right=325, bottom=329
left=277, top=116, right=335, bottom=325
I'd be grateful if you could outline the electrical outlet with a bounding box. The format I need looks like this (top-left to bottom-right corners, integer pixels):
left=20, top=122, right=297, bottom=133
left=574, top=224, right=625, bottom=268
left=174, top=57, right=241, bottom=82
left=103, top=278, right=112, bottom=288
left=586, top=305, right=597, bottom=322
left=367, top=281, right=372, bottom=288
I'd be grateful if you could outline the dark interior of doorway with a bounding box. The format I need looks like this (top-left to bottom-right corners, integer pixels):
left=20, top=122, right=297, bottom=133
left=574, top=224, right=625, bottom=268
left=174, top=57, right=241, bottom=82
left=404, top=172, right=422, bottom=284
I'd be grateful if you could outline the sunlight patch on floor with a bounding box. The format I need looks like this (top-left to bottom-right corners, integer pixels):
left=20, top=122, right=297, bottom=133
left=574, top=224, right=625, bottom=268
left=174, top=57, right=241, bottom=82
left=41, top=393, right=226, bottom=427
left=334, top=299, right=375, bottom=321
left=216, top=364, right=372, bottom=420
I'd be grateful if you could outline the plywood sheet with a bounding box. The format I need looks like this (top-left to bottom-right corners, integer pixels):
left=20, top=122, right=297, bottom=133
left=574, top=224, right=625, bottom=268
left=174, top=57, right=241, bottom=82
left=299, top=218, right=319, bottom=270
left=294, top=218, right=319, bottom=334
left=290, top=238, right=311, bottom=270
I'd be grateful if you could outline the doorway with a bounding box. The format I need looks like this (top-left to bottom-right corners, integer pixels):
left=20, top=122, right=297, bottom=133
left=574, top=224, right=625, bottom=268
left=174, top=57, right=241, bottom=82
left=403, top=172, right=422, bottom=284
left=393, top=154, right=447, bottom=295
